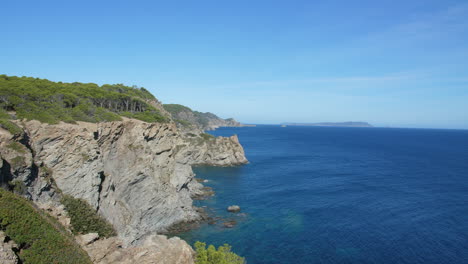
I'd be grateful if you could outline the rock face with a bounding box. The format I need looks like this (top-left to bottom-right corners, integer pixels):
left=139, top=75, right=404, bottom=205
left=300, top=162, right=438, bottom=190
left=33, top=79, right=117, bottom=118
left=179, top=134, right=248, bottom=166
left=0, top=118, right=248, bottom=246
left=79, top=234, right=195, bottom=264
left=0, top=231, right=18, bottom=264
left=162, top=104, right=244, bottom=131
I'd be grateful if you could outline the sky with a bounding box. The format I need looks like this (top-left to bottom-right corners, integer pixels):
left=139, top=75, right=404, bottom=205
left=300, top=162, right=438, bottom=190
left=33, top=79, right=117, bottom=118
left=1, top=0, right=467, bottom=129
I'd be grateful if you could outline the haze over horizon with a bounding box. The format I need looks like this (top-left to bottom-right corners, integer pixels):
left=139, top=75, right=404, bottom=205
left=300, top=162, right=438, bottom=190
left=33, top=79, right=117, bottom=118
left=1, top=0, right=467, bottom=129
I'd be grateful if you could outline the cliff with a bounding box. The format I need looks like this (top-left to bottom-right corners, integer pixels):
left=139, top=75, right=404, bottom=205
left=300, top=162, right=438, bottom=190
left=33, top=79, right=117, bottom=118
left=0, top=118, right=248, bottom=263
left=163, top=104, right=243, bottom=131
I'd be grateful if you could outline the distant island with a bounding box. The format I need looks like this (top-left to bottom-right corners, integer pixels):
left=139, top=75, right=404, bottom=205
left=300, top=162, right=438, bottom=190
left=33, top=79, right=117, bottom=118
left=282, top=122, right=373, bottom=127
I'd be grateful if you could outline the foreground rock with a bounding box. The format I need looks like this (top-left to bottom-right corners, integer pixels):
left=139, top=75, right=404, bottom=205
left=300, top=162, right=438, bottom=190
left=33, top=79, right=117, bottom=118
left=78, top=234, right=195, bottom=264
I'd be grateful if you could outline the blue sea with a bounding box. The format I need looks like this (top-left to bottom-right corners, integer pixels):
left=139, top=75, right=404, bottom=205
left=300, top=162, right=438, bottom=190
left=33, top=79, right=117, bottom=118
left=180, top=125, right=468, bottom=264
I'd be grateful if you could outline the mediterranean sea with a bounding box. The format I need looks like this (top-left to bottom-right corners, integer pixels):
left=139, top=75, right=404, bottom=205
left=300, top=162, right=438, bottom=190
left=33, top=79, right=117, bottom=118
left=180, top=125, right=468, bottom=264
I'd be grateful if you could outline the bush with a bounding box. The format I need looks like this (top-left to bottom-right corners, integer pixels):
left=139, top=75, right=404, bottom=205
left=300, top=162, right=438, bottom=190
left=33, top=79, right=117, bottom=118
left=61, top=195, right=116, bottom=238
left=0, top=188, right=92, bottom=264
left=201, top=133, right=215, bottom=141
left=8, top=180, right=27, bottom=195
left=0, top=119, right=22, bottom=135
left=194, top=241, right=245, bottom=264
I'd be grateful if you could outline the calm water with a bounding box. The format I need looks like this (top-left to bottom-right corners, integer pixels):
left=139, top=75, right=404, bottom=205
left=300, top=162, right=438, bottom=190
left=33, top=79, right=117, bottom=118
left=180, top=126, right=468, bottom=264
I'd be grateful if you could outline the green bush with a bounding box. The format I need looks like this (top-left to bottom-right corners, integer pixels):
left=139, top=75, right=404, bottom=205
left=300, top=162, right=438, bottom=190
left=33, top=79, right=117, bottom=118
left=0, top=119, right=22, bottom=135
left=0, top=188, right=92, bottom=264
left=8, top=180, right=27, bottom=195
left=194, top=241, right=245, bottom=264
left=61, top=195, right=116, bottom=238
left=201, top=133, right=215, bottom=141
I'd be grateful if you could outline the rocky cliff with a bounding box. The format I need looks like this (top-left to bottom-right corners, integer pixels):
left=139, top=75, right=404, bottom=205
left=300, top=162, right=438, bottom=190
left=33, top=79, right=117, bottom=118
left=162, top=104, right=244, bottom=131
left=0, top=117, right=248, bottom=263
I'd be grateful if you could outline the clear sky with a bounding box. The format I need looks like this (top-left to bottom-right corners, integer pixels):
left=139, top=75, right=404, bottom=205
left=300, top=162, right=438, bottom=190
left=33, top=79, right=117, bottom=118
left=1, top=0, right=467, bottom=129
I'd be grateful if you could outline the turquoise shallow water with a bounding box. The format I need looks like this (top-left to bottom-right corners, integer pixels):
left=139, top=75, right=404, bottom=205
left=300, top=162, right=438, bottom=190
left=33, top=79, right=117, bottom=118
left=179, top=125, right=468, bottom=264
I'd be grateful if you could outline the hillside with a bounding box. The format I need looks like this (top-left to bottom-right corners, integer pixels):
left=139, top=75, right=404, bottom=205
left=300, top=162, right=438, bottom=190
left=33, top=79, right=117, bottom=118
left=163, top=104, right=242, bottom=131
left=0, top=75, right=170, bottom=125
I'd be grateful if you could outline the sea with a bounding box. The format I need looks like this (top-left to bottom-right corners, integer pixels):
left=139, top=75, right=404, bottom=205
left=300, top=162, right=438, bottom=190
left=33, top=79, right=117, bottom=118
left=179, top=125, right=468, bottom=264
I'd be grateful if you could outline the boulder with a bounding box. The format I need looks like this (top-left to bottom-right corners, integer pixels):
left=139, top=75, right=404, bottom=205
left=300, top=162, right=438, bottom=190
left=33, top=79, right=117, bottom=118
left=227, top=205, right=241, bottom=212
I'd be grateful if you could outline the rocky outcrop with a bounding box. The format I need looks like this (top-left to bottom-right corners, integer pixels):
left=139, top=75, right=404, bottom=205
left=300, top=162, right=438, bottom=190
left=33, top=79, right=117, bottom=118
left=178, top=134, right=248, bottom=166
left=0, top=118, right=247, bottom=246
left=0, top=231, right=18, bottom=264
left=162, top=104, right=245, bottom=131
left=78, top=234, right=194, bottom=264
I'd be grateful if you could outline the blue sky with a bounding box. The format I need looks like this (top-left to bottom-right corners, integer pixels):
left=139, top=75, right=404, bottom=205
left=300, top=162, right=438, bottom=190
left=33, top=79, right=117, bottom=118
left=1, top=0, right=467, bottom=128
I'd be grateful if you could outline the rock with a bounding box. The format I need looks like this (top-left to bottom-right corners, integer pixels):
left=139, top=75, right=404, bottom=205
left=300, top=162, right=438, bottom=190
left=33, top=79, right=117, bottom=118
left=76, top=233, right=100, bottom=246
left=0, top=232, right=18, bottom=264
left=223, top=220, right=237, bottom=228
left=227, top=205, right=241, bottom=212
left=81, top=235, right=195, bottom=264
left=1, top=119, right=248, bottom=245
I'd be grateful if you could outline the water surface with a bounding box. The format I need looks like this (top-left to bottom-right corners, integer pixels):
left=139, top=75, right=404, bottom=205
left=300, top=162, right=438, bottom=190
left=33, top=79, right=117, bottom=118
left=180, top=126, right=468, bottom=264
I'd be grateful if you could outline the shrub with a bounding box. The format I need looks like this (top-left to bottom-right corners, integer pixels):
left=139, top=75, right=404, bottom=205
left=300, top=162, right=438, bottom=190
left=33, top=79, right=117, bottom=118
left=0, top=119, right=22, bottom=135
left=194, top=241, right=245, bottom=264
left=0, top=188, right=92, bottom=264
left=201, top=133, right=215, bottom=141
left=8, top=180, right=27, bottom=195
left=61, top=195, right=116, bottom=238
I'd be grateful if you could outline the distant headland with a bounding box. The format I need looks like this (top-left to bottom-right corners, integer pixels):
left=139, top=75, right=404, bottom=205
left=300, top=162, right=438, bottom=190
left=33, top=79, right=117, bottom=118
left=282, top=122, right=373, bottom=127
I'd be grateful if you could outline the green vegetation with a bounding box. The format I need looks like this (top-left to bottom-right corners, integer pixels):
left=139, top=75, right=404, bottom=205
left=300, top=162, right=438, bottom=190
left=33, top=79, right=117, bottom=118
left=6, top=142, right=26, bottom=153
left=163, top=103, right=218, bottom=128
left=0, top=119, right=22, bottom=135
left=0, top=75, right=168, bottom=124
left=61, top=194, right=116, bottom=238
left=10, top=156, right=25, bottom=167
left=194, top=241, right=245, bottom=264
left=201, top=133, right=215, bottom=141
left=0, top=188, right=92, bottom=264
left=8, top=180, right=27, bottom=195
left=163, top=103, right=193, bottom=114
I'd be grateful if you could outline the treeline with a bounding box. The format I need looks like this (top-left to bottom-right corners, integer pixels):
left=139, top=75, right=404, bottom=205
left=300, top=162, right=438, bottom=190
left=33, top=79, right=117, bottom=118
left=0, top=75, right=168, bottom=124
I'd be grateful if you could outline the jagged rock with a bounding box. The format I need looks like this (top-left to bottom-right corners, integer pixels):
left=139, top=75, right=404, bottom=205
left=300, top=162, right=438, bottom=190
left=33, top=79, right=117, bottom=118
left=80, top=235, right=195, bottom=264
left=76, top=233, right=100, bottom=246
left=0, top=231, right=18, bottom=264
left=227, top=205, right=241, bottom=212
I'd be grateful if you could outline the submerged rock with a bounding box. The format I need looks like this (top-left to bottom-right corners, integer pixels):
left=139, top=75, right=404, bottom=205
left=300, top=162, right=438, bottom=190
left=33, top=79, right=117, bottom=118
left=223, top=220, right=237, bottom=228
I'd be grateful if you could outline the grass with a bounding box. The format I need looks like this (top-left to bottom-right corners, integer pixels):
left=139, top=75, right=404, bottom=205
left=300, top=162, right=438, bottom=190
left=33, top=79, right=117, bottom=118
left=6, top=142, right=26, bottom=153
left=61, top=195, right=116, bottom=238
left=0, top=188, right=92, bottom=264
